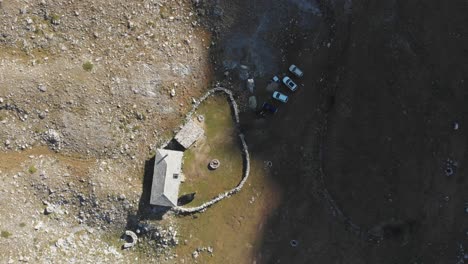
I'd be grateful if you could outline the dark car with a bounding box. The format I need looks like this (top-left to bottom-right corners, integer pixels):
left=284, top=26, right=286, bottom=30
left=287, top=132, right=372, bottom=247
left=261, top=102, right=278, bottom=114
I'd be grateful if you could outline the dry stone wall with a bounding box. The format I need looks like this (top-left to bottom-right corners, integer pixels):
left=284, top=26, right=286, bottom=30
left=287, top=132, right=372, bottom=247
left=161, top=87, right=250, bottom=214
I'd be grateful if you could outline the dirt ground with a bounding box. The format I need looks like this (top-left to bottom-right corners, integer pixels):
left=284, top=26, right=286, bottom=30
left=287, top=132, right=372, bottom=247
left=213, top=0, right=468, bottom=263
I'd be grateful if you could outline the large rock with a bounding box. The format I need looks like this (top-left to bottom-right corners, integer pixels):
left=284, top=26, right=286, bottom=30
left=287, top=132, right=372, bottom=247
left=247, top=78, right=255, bottom=93
left=248, top=96, right=257, bottom=110
left=43, top=129, right=61, bottom=150
left=239, top=65, right=249, bottom=80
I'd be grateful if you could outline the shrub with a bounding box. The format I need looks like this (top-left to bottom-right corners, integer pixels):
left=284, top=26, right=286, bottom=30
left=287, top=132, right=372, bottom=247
left=1, top=231, right=12, bottom=238
left=82, top=61, right=94, bottom=71
left=28, top=165, right=37, bottom=174
left=50, top=14, right=60, bottom=25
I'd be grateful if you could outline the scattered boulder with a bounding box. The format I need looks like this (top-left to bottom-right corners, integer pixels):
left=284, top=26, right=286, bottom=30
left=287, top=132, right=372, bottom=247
left=148, top=225, right=178, bottom=248
left=239, top=65, right=249, bottom=80
left=248, top=96, right=257, bottom=110
left=38, top=84, right=47, bottom=92
left=44, top=204, right=56, bottom=215
left=43, top=129, right=61, bottom=150
left=246, top=78, right=255, bottom=93
left=207, top=246, right=213, bottom=254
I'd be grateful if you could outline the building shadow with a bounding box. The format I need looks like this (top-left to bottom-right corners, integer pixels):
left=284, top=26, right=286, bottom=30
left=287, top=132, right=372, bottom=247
left=164, top=138, right=185, bottom=151
left=125, top=156, right=171, bottom=230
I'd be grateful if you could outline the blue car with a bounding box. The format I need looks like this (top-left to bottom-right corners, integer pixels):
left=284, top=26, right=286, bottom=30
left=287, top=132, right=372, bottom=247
left=261, top=102, right=278, bottom=114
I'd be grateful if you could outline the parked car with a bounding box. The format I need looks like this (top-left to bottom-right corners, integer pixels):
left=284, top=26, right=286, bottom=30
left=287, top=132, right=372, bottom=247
left=272, top=75, right=280, bottom=83
left=289, top=64, right=303, bottom=77
left=272, top=91, right=288, bottom=103
left=282, top=76, right=298, bottom=91
left=261, top=102, right=278, bottom=114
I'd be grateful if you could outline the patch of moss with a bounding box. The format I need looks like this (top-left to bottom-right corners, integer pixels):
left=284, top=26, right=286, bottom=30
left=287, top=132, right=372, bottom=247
left=28, top=165, right=37, bottom=174
left=49, top=13, right=60, bottom=25
left=159, top=5, right=172, bottom=19
left=19, top=222, right=26, bottom=228
left=82, top=61, right=94, bottom=72
left=179, top=96, right=243, bottom=206
left=1, top=231, right=12, bottom=238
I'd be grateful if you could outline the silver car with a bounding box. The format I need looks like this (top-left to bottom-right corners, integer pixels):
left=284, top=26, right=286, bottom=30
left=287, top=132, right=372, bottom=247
left=289, top=64, right=303, bottom=77
left=272, top=91, right=288, bottom=103
left=282, top=76, right=298, bottom=91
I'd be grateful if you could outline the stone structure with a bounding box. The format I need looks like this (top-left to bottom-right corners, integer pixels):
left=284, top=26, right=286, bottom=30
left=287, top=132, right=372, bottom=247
left=209, top=159, right=220, bottom=170
left=123, top=230, right=138, bottom=249
left=150, top=149, right=184, bottom=207
left=174, top=119, right=204, bottom=149
left=163, top=87, right=251, bottom=214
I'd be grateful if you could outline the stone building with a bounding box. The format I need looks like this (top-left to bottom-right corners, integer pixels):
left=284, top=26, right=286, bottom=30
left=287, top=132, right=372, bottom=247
left=150, top=149, right=184, bottom=207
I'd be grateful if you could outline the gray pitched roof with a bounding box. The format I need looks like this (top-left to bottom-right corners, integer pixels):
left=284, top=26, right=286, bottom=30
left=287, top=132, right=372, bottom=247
left=150, top=149, right=183, bottom=207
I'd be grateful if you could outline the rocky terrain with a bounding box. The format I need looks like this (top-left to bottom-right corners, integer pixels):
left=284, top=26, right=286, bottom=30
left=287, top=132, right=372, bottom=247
left=0, top=0, right=213, bottom=262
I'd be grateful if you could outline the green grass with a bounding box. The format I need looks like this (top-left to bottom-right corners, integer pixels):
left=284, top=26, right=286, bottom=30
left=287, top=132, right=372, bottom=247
left=101, top=232, right=122, bottom=249
left=1, top=231, right=12, bottom=238
left=82, top=61, right=94, bottom=72
left=179, top=96, right=243, bottom=207
left=169, top=93, right=279, bottom=263
left=28, top=165, right=37, bottom=174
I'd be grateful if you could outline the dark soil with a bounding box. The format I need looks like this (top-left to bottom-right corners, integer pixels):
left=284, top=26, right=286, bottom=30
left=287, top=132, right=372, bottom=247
left=206, top=0, right=468, bottom=263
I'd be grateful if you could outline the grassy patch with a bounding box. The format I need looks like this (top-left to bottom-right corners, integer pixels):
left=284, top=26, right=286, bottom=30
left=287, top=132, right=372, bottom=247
left=152, top=93, right=280, bottom=263
left=28, top=165, right=37, bottom=174
left=179, top=96, right=243, bottom=206
left=159, top=5, right=173, bottom=19
left=1, top=230, right=12, bottom=238
left=49, top=13, right=60, bottom=25
left=82, top=61, right=94, bottom=72
left=0, top=112, right=6, bottom=122
left=19, top=222, right=26, bottom=228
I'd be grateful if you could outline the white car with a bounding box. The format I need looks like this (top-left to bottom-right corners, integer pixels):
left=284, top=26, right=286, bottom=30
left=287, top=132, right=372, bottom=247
left=272, top=91, right=288, bottom=103
left=282, top=76, right=298, bottom=91
left=289, top=64, right=303, bottom=77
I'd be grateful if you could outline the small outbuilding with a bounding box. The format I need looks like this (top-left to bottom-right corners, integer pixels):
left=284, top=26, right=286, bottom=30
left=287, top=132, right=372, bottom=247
left=150, top=149, right=184, bottom=207
left=174, top=119, right=204, bottom=149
